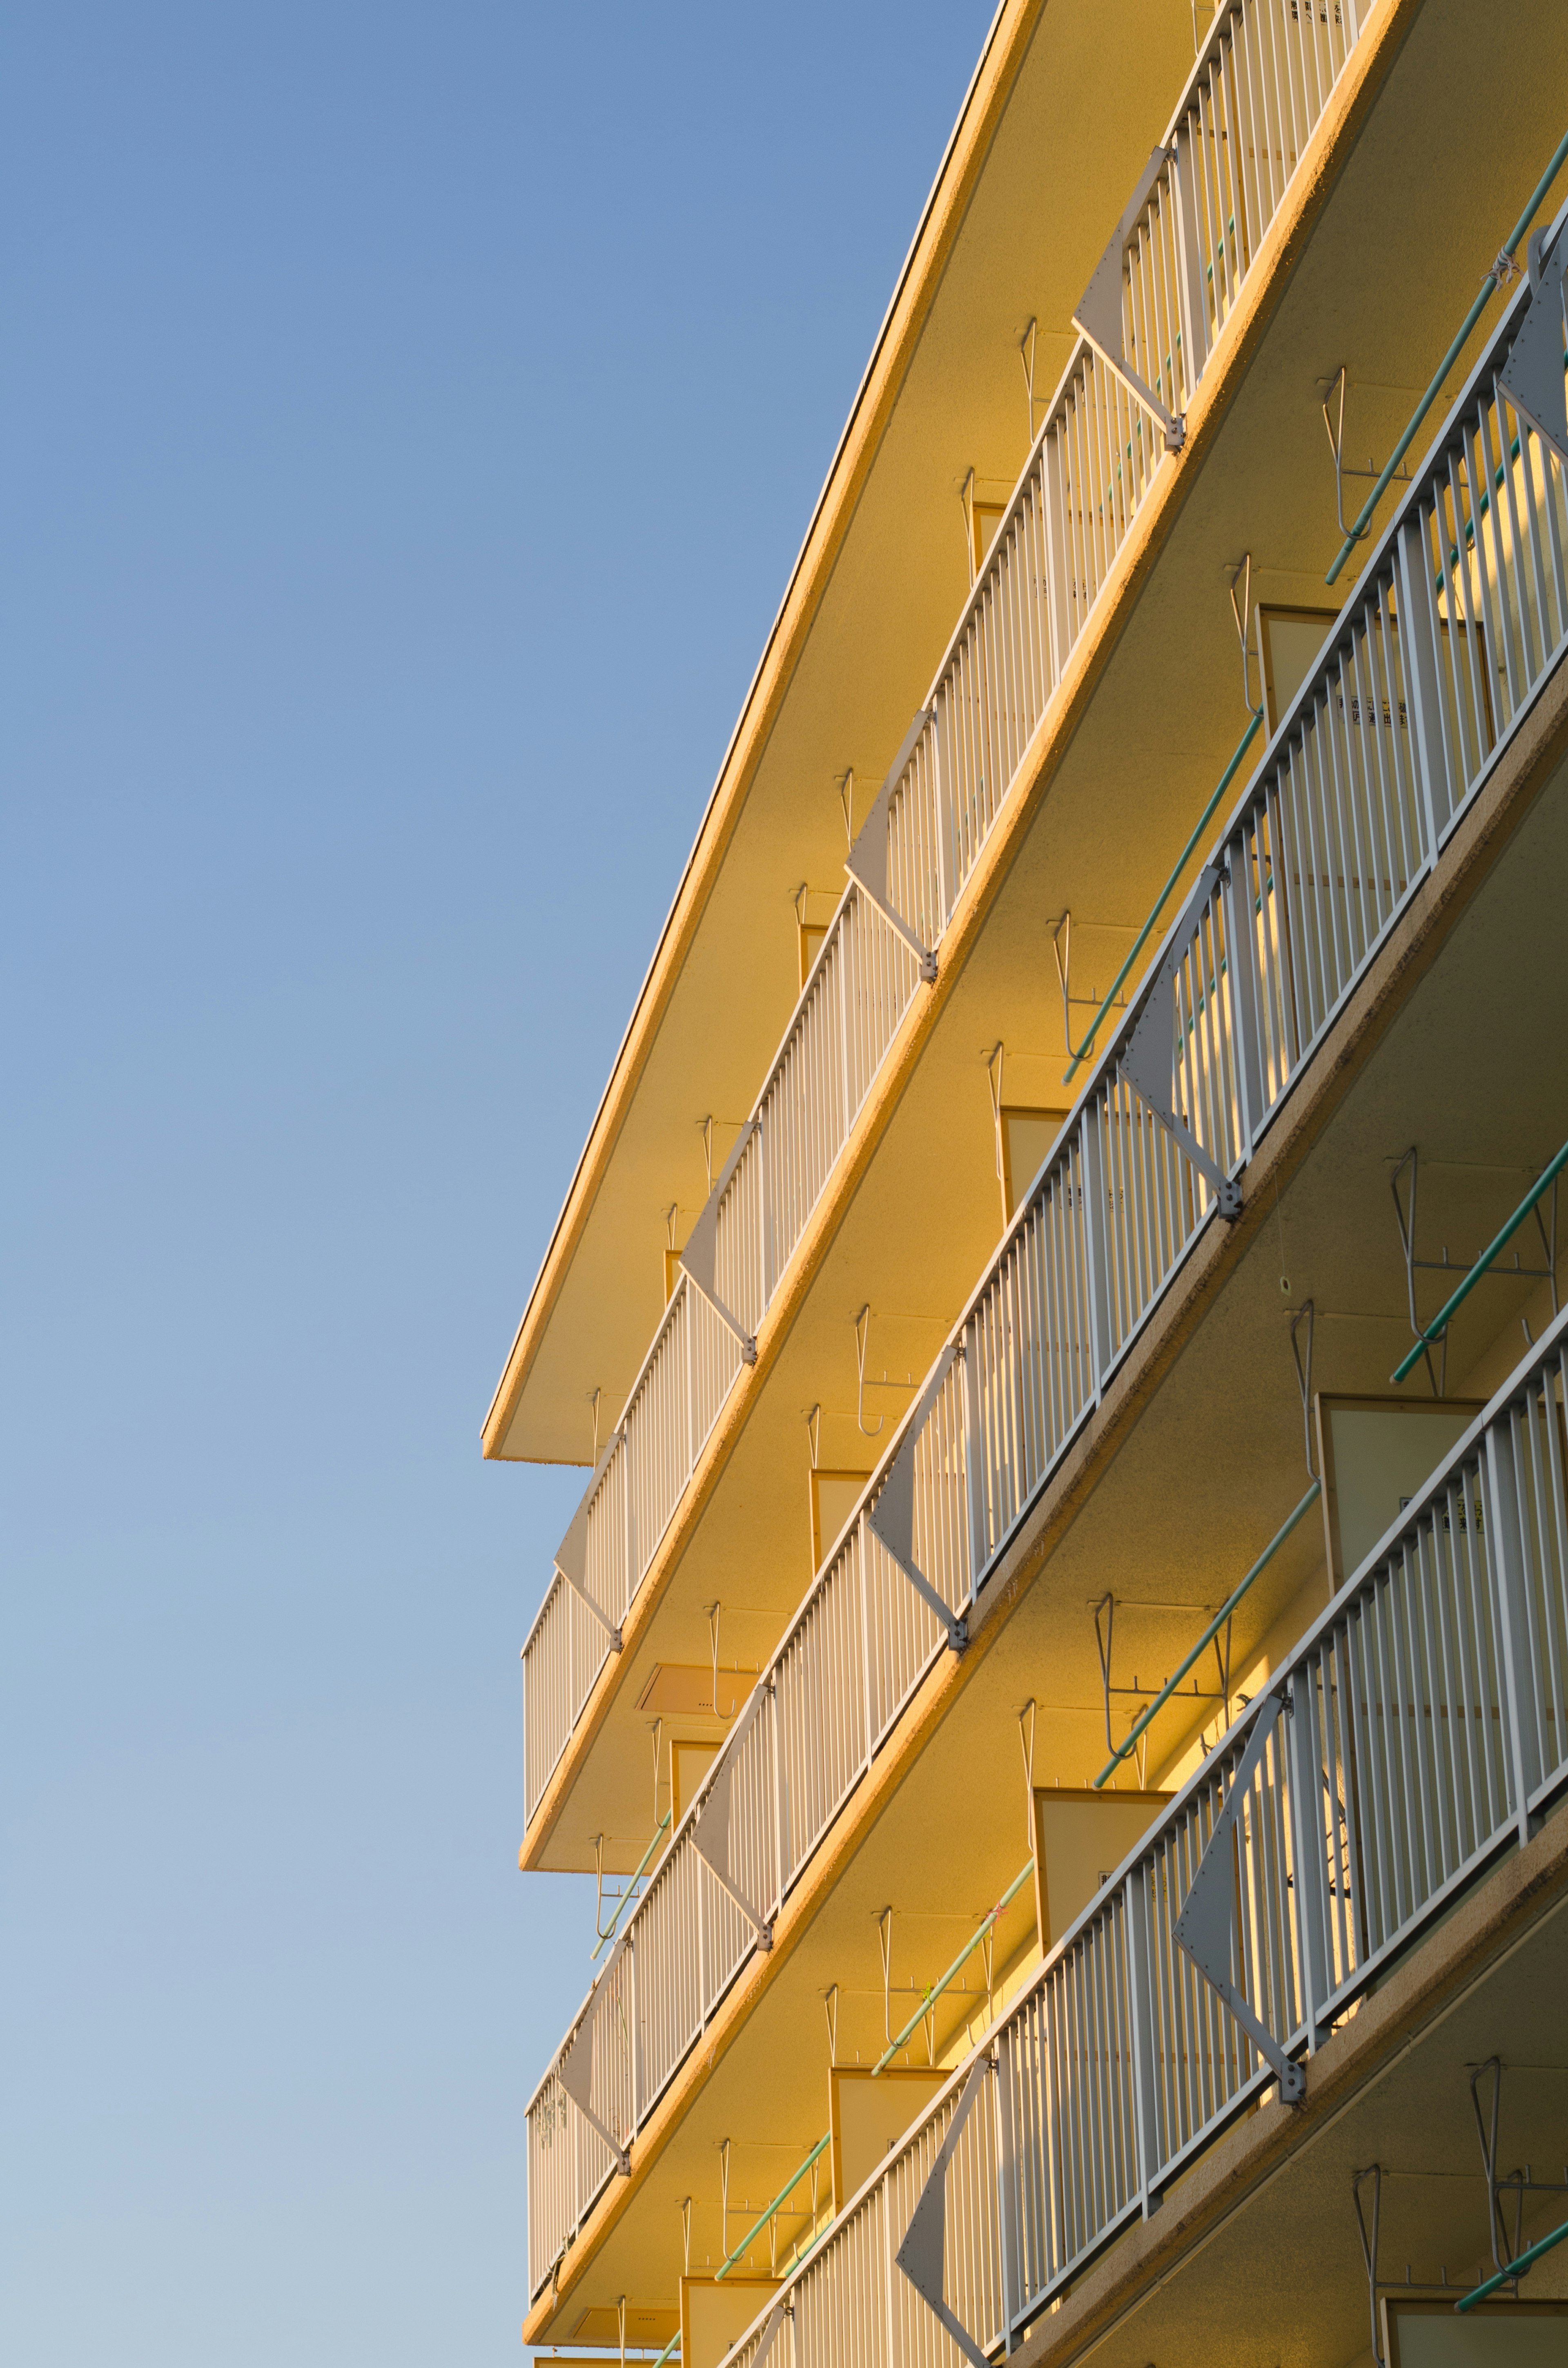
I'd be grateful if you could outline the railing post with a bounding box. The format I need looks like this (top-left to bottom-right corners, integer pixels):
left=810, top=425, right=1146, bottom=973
left=1394, top=511, right=1455, bottom=854
left=930, top=713, right=953, bottom=937
left=1123, top=1861, right=1164, bottom=2218
left=1485, top=1409, right=1546, bottom=1847
left=769, top=1678, right=788, bottom=1918
left=623, top=1422, right=638, bottom=1619
left=629, top=1929, right=644, bottom=2138
left=684, top=1276, right=699, bottom=1499
left=857, top=1518, right=879, bottom=1771
left=1079, top=1101, right=1114, bottom=1394
left=838, top=890, right=858, bottom=1144
left=961, top=1327, right=990, bottom=1587
left=757, top=1106, right=776, bottom=1308
left=992, top=2031, right=1020, bottom=2352
left=1220, top=832, right=1267, bottom=1161
left=1040, top=418, right=1073, bottom=688
left=1285, top=1669, right=1332, bottom=2051
left=1169, top=123, right=1211, bottom=404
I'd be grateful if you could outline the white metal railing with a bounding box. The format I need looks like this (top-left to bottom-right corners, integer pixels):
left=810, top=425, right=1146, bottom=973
left=716, top=1299, right=1568, bottom=2366
left=524, top=195, right=1568, bottom=2299
left=520, top=0, right=1374, bottom=1824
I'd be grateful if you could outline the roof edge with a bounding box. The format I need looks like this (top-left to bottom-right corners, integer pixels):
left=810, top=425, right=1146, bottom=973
left=482, top=0, right=1037, bottom=1459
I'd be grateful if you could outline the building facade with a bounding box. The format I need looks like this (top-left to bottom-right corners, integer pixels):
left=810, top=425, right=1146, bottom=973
left=494, top=3, right=1568, bottom=2361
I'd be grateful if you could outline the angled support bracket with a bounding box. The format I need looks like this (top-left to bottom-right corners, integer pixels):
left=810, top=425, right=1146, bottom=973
left=744, top=2299, right=789, bottom=2368
left=1072, top=148, right=1186, bottom=452
left=1174, top=1690, right=1305, bottom=2103
left=692, top=1688, right=774, bottom=1951
left=1119, top=862, right=1241, bottom=1219
left=558, top=2000, right=632, bottom=2175
left=845, top=709, right=940, bottom=982
left=1500, top=224, right=1568, bottom=468
left=555, top=1430, right=626, bottom=1649
left=680, top=1119, right=760, bottom=1363
left=868, top=1345, right=968, bottom=1651
left=894, top=2054, right=993, bottom=2368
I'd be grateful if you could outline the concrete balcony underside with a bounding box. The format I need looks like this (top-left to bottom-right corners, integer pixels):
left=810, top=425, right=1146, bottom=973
left=523, top=550, right=1568, bottom=2346
left=520, top=0, right=1568, bottom=1882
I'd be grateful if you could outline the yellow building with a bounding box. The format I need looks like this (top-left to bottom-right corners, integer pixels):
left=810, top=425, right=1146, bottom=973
left=494, top=4, right=1568, bottom=2361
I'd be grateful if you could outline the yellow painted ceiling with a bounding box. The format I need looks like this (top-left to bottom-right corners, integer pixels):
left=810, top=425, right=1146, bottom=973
left=492, top=0, right=1197, bottom=1465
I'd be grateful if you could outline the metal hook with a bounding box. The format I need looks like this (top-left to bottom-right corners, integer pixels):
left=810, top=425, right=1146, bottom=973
left=1228, top=553, right=1264, bottom=720
left=835, top=767, right=855, bottom=851
left=877, top=1906, right=894, bottom=2048
left=1352, top=2165, right=1385, bottom=2368
left=959, top=466, right=977, bottom=588
left=854, top=1304, right=884, bottom=1437
left=805, top=1403, right=821, bottom=1471
left=1390, top=1147, right=1445, bottom=1398
left=822, top=1984, right=839, bottom=2067
left=1093, top=1592, right=1116, bottom=1754
left=680, top=2194, right=693, bottom=2278
left=1018, top=1698, right=1037, bottom=1853
left=986, top=1043, right=1005, bottom=1183
left=589, top=1385, right=602, bottom=1463
left=1019, top=316, right=1042, bottom=441
left=705, top=1602, right=722, bottom=1719
left=1322, top=364, right=1412, bottom=547
left=699, top=1115, right=714, bottom=1197
left=650, top=1716, right=663, bottom=1826
left=1290, top=1298, right=1317, bottom=1480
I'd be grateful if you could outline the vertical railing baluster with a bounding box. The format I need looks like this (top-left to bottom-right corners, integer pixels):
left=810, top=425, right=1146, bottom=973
left=1395, top=509, right=1453, bottom=852
left=1486, top=1407, right=1546, bottom=1846
left=1123, top=1860, right=1165, bottom=2215
left=1079, top=1101, right=1113, bottom=1394
left=1285, top=1667, right=1331, bottom=2051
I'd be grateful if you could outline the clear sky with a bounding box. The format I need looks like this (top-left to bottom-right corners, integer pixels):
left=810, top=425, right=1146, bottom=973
left=1, top=5, right=997, bottom=2361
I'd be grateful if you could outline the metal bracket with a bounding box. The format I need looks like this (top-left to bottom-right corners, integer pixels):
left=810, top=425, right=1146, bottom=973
left=679, top=1119, right=760, bottom=1363
left=893, top=2054, right=995, bottom=2368
left=867, top=1345, right=968, bottom=1651
left=1390, top=1146, right=1558, bottom=1397
left=1321, top=366, right=1412, bottom=546
left=1118, top=863, right=1242, bottom=1219
left=558, top=2002, right=632, bottom=2175
left=1500, top=226, right=1568, bottom=468
left=1174, top=1691, right=1306, bottom=2103
left=692, top=1690, right=774, bottom=1951
left=554, top=1429, right=627, bottom=1650
left=1290, top=1298, right=1318, bottom=1482
left=1051, top=912, right=1130, bottom=1048
left=1072, top=149, right=1185, bottom=451
left=1227, top=553, right=1264, bottom=722
left=1469, top=2056, right=1568, bottom=2287
left=844, top=709, right=940, bottom=981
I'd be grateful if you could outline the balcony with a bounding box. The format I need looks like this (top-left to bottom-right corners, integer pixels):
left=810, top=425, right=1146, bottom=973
left=526, top=176, right=1568, bottom=2304
left=715, top=1295, right=1568, bottom=2366
left=521, top=0, right=1377, bottom=1840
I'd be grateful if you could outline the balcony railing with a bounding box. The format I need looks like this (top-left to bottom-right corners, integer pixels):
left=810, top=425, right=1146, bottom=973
left=715, top=1298, right=1568, bottom=2366
left=521, top=0, right=1374, bottom=1828
left=525, top=187, right=1568, bottom=2299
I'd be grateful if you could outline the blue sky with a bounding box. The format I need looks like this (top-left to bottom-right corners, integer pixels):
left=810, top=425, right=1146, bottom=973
left=0, top=6, right=996, bottom=2360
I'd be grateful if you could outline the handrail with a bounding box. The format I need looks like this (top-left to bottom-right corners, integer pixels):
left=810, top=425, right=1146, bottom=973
left=651, top=2332, right=682, bottom=2365
left=714, top=2132, right=831, bottom=2282
left=1391, top=1138, right=1568, bottom=1383
left=1326, top=120, right=1568, bottom=584
left=1457, top=2214, right=1568, bottom=2312
left=872, top=1861, right=1034, bottom=2074
left=1093, top=1482, right=1322, bottom=1787
left=590, top=1812, right=671, bottom=1961
left=1062, top=709, right=1263, bottom=1083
